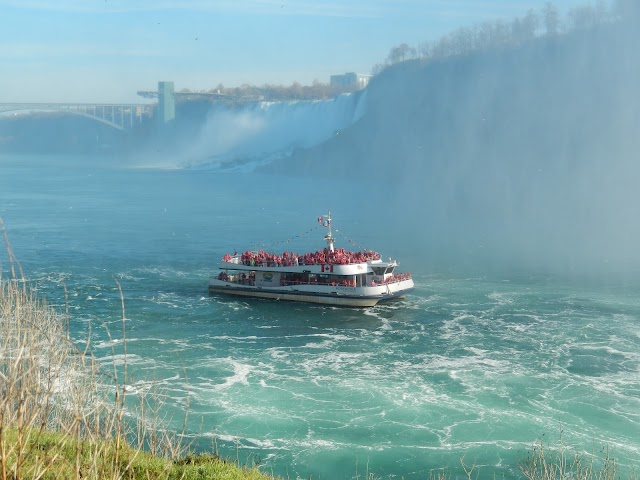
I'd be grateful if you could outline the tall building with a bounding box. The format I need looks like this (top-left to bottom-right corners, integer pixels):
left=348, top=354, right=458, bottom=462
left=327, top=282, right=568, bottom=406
left=157, top=81, right=175, bottom=124
left=329, top=72, right=371, bottom=90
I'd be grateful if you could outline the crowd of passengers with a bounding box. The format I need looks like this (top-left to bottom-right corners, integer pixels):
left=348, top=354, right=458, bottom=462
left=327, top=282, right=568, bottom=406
left=222, top=248, right=382, bottom=267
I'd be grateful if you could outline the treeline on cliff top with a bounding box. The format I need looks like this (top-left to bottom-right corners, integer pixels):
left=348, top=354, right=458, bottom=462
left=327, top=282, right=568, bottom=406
left=175, top=1, right=639, bottom=100
left=373, top=0, right=638, bottom=75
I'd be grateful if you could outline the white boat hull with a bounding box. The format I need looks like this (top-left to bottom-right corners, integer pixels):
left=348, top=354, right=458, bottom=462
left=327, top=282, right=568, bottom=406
left=208, top=278, right=414, bottom=307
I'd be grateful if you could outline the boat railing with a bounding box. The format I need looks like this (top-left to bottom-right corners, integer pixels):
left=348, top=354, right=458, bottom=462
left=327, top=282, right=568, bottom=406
left=217, top=272, right=411, bottom=288
left=369, top=273, right=412, bottom=286
left=281, top=279, right=357, bottom=287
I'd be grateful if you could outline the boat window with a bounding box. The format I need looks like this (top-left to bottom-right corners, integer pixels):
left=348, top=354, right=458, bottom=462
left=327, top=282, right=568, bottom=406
left=281, top=272, right=308, bottom=285
left=372, top=267, right=386, bottom=276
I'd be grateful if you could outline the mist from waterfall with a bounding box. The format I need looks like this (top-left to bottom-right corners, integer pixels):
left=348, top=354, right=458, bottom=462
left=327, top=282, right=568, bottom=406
left=263, top=19, right=640, bottom=276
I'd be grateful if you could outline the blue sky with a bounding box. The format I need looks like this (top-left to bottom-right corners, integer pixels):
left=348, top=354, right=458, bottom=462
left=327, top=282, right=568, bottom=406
left=1, top=0, right=592, bottom=103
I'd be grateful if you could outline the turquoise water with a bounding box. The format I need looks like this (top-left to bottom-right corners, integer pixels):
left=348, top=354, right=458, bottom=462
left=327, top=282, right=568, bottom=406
left=1, top=154, right=639, bottom=479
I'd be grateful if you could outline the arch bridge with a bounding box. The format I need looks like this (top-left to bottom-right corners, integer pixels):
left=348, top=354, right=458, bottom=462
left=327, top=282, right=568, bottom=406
left=0, top=103, right=155, bottom=130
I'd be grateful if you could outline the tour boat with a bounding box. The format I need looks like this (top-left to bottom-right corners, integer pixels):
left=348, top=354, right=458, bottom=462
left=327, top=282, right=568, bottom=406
left=208, top=211, right=414, bottom=307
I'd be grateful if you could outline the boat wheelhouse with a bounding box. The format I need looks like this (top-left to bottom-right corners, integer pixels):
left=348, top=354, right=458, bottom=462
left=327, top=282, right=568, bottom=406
left=208, top=211, right=414, bottom=307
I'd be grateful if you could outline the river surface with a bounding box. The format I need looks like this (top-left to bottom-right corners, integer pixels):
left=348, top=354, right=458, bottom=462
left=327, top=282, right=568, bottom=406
left=1, top=154, right=638, bottom=479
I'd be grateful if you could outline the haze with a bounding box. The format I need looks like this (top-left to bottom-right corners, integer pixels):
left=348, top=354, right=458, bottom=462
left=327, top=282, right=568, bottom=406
left=2, top=0, right=639, bottom=277
left=1, top=0, right=589, bottom=103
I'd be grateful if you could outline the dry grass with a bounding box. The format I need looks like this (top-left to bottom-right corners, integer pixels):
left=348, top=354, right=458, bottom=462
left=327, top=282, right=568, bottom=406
left=0, top=218, right=275, bottom=480
left=518, top=434, right=638, bottom=480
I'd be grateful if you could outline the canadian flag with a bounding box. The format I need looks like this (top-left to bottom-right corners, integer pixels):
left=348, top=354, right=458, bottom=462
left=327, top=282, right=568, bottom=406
left=322, top=264, right=334, bottom=273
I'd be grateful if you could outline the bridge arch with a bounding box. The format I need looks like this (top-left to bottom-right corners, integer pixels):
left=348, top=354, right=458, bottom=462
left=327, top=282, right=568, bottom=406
left=0, top=103, right=154, bottom=131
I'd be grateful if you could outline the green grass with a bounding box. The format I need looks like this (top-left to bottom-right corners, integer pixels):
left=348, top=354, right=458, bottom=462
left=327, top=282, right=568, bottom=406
left=1, top=428, right=273, bottom=480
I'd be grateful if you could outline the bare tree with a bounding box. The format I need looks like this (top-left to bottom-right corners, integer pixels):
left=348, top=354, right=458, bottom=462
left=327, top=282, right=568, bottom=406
left=387, top=45, right=401, bottom=64
left=289, top=81, right=303, bottom=99
left=431, top=35, right=453, bottom=59
left=476, top=21, right=498, bottom=50
left=523, top=9, right=540, bottom=38
left=568, top=5, right=599, bottom=30
left=451, top=26, right=476, bottom=55
left=418, top=40, right=432, bottom=60
left=387, top=43, right=416, bottom=64
left=511, top=10, right=539, bottom=44
left=371, top=63, right=387, bottom=76
left=594, top=0, right=611, bottom=20
left=614, top=0, right=640, bottom=21
left=491, top=20, right=512, bottom=47
left=542, top=2, right=560, bottom=35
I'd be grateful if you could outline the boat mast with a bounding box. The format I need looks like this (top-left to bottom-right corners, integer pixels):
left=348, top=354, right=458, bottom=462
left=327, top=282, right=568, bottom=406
left=324, top=210, right=335, bottom=252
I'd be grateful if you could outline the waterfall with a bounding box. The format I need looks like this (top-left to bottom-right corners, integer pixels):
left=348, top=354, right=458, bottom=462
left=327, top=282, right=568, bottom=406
left=185, top=90, right=367, bottom=170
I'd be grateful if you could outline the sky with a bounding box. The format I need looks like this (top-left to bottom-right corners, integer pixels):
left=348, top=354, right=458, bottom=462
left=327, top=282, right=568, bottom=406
left=1, top=0, right=593, bottom=104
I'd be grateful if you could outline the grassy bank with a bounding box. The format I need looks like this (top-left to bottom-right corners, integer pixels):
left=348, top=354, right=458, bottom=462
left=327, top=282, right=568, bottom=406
left=0, top=223, right=276, bottom=480
left=1, top=427, right=271, bottom=480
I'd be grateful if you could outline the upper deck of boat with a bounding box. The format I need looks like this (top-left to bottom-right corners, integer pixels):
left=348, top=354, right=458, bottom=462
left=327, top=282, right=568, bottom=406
left=219, top=255, right=393, bottom=276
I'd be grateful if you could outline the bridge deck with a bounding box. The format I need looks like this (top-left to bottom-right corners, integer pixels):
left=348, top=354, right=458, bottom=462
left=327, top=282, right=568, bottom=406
left=0, top=102, right=155, bottom=130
